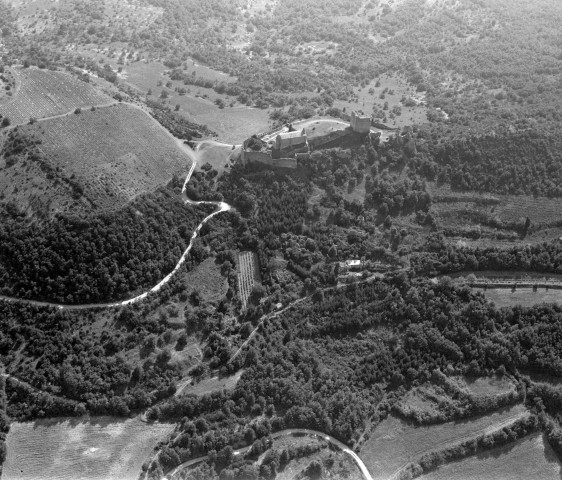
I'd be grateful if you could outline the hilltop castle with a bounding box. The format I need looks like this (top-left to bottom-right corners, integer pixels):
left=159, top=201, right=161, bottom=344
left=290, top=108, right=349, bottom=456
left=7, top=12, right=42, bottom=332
left=240, top=112, right=379, bottom=169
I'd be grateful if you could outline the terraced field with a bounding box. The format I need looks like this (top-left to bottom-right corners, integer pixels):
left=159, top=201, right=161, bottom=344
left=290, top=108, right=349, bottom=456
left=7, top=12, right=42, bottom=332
left=0, top=68, right=113, bottom=124
left=360, top=404, right=529, bottom=480
left=17, top=103, right=192, bottom=213
left=237, top=251, right=261, bottom=309
left=419, top=432, right=561, bottom=480
left=3, top=416, right=174, bottom=480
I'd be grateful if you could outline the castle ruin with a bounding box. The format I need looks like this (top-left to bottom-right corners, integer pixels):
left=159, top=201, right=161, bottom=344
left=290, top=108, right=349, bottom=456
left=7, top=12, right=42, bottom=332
left=350, top=111, right=371, bottom=134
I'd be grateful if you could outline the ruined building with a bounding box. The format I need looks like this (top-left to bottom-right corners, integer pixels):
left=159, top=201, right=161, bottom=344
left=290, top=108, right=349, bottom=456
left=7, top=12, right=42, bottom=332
left=240, top=128, right=310, bottom=169
left=350, top=111, right=371, bottom=134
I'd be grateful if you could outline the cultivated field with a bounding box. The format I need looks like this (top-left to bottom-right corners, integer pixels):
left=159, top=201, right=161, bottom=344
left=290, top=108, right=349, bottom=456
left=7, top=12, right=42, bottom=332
left=418, top=432, right=561, bottom=480
left=0, top=68, right=113, bottom=124
left=480, top=288, right=562, bottom=308
left=18, top=103, right=192, bottom=213
left=360, top=404, right=529, bottom=480
left=237, top=251, right=261, bottom=309
left=3, top=416, right=174, bottom=480
left=184, top=257, right=229, bottom=304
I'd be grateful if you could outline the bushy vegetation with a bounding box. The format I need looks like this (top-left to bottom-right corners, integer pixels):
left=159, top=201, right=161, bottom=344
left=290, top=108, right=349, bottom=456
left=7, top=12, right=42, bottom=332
left=0, top=296, right=190, bottom=420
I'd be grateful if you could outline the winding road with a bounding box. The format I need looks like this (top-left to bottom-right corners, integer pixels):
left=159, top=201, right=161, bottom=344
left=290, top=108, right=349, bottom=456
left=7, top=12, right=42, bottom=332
left=0, top=136, right=232, bottom=311
left=163, top=429, right=373, bottom=480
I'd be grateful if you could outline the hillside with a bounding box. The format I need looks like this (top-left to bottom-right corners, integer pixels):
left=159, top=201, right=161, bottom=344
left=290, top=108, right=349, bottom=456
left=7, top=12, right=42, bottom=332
left=0, top=103, right=194, bottom=217
left=0, top=67, right=114, bottom=125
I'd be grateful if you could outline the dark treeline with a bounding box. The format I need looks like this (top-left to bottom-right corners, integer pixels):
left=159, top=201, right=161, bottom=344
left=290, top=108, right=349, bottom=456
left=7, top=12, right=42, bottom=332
left=0, top=185, right=213, bottom=304
left=411, top=236, right=562, bottom=276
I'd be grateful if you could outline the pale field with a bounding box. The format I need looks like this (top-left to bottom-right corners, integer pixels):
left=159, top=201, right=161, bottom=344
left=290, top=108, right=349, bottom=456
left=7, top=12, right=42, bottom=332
left=458, top=375, right=516, bottom=397
left=181, top=370, right=243, bottom=397
left=360, top=404, right=529, bottom=480
left=481, top=288, right=562, bottom=308
left=120, top=60, right=270, bottom=143
left=419, top=432, right=561, bottom=480
left=195, top=141, right=237, bottom=175
left=3, top=416, right=175, bottom=480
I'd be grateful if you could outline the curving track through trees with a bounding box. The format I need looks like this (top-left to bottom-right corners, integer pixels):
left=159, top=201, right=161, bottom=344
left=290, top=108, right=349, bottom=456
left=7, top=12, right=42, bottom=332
left=0, top=135, right=231, bottom=311
left=161, top=429, right=373, bottom=480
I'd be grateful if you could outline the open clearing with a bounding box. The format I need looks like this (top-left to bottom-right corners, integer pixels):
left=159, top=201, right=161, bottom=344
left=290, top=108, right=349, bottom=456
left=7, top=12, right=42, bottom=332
left=184, top=256, right=228, bottom=303
left=195, top=141, right=236, bottom=175
left=121, top=60, right=269, bottom=143
left=419, top=432, right=561, bottom=480
left=3, top=416, right=174, bottom=480
left=0, top=68, right=113, bottom=124
left=360, top=404, right=529, bottom=480
left=15, top=103, right=192, bottom=214
left=458, top=375, right=516, bottom=397
left=181, top=370, right=244, bottom=397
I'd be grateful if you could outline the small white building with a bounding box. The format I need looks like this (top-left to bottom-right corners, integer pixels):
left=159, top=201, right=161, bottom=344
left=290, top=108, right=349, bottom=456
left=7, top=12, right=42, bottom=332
left=340, top=259, right=363, bottom=272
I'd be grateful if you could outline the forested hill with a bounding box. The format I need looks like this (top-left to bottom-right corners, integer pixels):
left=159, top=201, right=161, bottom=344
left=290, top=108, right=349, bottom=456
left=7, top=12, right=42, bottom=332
left=0, top=185, right=213, bottom=304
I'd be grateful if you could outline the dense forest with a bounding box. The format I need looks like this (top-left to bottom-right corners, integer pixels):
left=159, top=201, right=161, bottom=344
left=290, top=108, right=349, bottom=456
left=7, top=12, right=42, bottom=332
left=0, top=182, right=213, bottom=303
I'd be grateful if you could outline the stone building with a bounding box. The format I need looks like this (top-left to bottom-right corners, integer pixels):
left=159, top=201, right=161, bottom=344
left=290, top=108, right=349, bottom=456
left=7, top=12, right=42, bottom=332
left=274, top=128, right=307, bottom=151
left=350, top=111, right=371, bottom=134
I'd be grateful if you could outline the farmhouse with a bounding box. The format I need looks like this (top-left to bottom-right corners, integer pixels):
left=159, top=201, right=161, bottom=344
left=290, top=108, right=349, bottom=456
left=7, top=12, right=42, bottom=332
left=350, top=111, right=371, bottom=134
